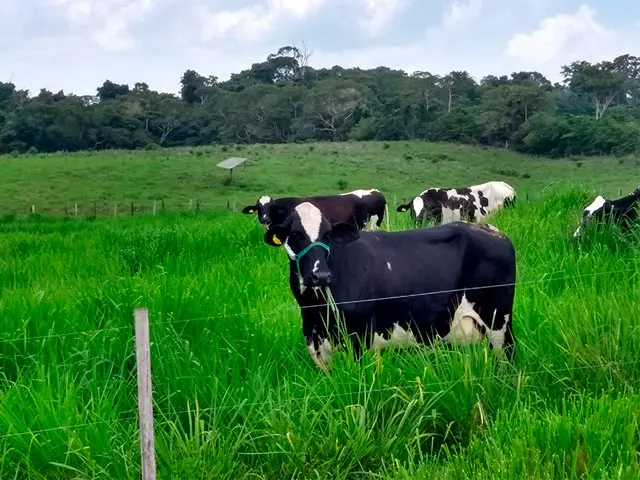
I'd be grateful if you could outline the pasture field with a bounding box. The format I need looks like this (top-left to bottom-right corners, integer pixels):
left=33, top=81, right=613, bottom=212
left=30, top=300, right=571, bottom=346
left=0, top=142, right=640, bottom=478
left=1, top=140, right=640, bottom=216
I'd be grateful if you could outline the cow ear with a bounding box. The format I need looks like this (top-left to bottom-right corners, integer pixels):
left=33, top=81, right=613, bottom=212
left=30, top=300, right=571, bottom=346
left=264, top=225, right=287, bottom=247
left=329, top=222, right=360, bottom=244
left=396, top=204, right=409, bottom=212
left=242, top=205, right=257, bottom=214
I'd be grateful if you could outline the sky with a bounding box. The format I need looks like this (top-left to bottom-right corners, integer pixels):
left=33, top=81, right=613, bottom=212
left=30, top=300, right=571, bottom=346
left=1, top=0, right=639, bottom=96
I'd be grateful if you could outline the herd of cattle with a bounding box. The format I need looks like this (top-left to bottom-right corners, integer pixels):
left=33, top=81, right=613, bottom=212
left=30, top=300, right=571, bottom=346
left=241, top=182, right=640, bottom=372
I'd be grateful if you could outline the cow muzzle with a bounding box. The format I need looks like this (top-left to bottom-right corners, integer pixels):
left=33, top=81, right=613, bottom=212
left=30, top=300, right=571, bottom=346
left=310, top=270, right=332, bottom=287
left=293, top=241, right=332, bottom=287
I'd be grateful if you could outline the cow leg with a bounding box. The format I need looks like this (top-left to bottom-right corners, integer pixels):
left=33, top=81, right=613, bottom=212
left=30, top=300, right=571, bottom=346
left=501, top=314, right=515, bottom=362
left=477, top=291, right=516, bottom=363
left=301, top=307, right=336, bottom=372
left=302, top=303, right=369, bottom=371
left=484, top=310, right=515, bottom=362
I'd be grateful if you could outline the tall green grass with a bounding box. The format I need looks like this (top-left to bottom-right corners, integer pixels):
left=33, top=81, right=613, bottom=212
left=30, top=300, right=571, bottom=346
left=1, top=186, right=639, bottom=479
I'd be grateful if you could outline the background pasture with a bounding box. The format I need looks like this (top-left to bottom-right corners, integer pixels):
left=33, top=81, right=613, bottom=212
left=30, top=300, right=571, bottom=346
left=0, top=140, right=639, bottom=479
left=1, top=141, right=639, bottom=216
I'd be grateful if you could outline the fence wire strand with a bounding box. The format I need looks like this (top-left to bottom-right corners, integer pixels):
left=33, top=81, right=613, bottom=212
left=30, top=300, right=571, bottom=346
left=1, top=358, right=639, bottom=441
left=0, top=266, right=638, bottom=345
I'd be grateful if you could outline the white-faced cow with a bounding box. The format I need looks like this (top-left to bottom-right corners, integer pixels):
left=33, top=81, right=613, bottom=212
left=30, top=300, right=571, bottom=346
left=241, top=189, right=388, bottom=231
left=262, top=201, right=517, bottom=372
left=573, top=187, right=640, bottom=238
left=397, top=181, right=516, bottom=226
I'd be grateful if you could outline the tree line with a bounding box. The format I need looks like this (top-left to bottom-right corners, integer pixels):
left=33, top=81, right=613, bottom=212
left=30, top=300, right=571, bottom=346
left=2, top=46, right=640, bottom=158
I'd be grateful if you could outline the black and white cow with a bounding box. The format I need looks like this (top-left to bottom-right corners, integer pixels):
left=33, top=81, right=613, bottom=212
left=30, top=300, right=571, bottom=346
left=262, top=201, right=517, bottom=371
left=397, top=181, right=516, bottom=226
left=241, top=189, right=388, bottom=231
left=573, top=187, right=640, bottom=238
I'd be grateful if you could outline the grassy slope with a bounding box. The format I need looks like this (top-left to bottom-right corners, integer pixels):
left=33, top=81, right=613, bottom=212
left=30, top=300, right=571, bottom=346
left=0, top=141, right=639, bottom=478
left=1, top=140, right=639, bottom=216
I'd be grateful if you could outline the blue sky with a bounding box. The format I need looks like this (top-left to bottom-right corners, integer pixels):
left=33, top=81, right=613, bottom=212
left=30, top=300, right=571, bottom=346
left=1, top=0, right=639, bottom=96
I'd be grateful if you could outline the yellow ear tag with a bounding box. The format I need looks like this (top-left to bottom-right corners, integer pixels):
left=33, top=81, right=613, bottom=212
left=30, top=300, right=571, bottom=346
left=272, top=235, right=282, bottom=245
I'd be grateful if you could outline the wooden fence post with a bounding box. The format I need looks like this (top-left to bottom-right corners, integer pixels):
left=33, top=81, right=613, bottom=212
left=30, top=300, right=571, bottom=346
left=196, top=199, right=200, bottom=213
left=131, top=202, right=134, bottom=216
left=75, top=203, right=78, bottom=218
left=114, top=203, right=118, bottom=217
left=134, top=308, right=157, bottom=480
left=161, top=199, right=165, bottom=213
left=153, top=200, right=156, bottom=216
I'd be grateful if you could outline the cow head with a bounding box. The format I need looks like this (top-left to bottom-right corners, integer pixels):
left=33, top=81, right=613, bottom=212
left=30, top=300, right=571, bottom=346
left=242, top=196, right=272, bottom=226
left=573, top=195, right=609, bottom=238
left=242, top=196, right=289, bottom=229
left=263, top=202, right=360, bottom=287
left=396, top=189, right=444, bottom=224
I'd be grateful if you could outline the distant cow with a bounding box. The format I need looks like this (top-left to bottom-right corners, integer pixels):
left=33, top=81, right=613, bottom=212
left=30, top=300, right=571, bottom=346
left=262, top=201, right=517, bottom=371
left=573, top=187, right=640, bottom=238
left=241, top=189, right=388, bottom=231
left=397, top=181, right=516, bottom=226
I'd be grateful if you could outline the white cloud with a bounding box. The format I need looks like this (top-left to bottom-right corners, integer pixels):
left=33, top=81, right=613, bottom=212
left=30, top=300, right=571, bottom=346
left=196, top=0, right=327, bottom=44
left=3, top=0, right=637, bottom=96
left=0, top=0, right=25, bottom=31
left=196, top=4, right=274, bottom=43
left=271, top=0, right=327, bottom=18
left=55, top=0, right=92, bottom=21
left=442, top=0, right=483, bottom=30
left=505, top=5, right=618, bottom=65
left=358, top=0, right=406, bottom=36
left=52, top=0, right=157, bottom=51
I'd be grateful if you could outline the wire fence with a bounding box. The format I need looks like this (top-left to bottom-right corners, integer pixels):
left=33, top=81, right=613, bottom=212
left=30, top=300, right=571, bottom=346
left=2, top=356, right=639, bottom=442
left=1, top=264, right=640, bottom=476
left=0, top=198, right=246, bottom=218
left=0, top=191, right=467, bottom=218
left=0, top=265, right=637, bottom=346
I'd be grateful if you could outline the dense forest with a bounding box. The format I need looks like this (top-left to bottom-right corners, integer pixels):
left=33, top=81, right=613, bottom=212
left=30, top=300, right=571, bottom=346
left=2, top=46, right=640, bottom=158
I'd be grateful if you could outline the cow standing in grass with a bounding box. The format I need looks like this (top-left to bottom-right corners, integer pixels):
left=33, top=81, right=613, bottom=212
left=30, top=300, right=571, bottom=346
left=573, top=187, right=640, bottom=238
left=397, top=181, right=516, bottom=226
left=241, top=189, right=388, bottom=231
left=262, top=201, right=517, bottom=371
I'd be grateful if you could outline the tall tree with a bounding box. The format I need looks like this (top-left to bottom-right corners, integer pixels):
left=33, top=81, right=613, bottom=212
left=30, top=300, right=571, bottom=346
left=561, top=60, right=626, bottom=119
left=97, top=80, right=130, bottom=102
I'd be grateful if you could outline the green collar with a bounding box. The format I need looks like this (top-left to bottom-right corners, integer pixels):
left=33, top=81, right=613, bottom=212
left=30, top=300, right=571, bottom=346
left=293, top=241, right=330, bottom=277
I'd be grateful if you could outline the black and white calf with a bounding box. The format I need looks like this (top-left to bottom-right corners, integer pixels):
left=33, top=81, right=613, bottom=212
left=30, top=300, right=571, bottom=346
left=573, top=187, right=640, bottom=238
left=397, top=181, right=516, bottom=225
left=262, top=201, right=517, bottom=371
left=241, top=189, right=388, bottom=230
